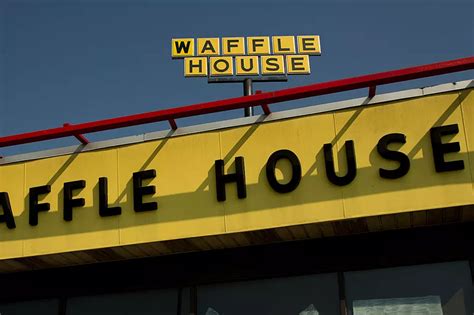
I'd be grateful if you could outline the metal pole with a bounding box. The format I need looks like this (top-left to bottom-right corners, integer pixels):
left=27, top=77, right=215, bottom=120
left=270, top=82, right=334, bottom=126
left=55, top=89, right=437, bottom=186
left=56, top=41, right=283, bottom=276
left=243, top=78, right=253, bottom=117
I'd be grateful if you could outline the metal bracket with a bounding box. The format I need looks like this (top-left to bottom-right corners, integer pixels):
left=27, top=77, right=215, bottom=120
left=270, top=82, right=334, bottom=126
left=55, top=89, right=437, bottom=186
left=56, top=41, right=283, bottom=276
left=368, top=85, right=377, bottom=98
left=255, top=90, right=271, bottom=115
left=63, top=123, right=89, bottom=145
left=168, top=119, right=178, bottom=130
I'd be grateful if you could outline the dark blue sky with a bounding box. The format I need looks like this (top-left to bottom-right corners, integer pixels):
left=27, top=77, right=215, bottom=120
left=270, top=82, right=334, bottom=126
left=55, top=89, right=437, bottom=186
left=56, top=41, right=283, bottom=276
left=0, top=0, right=473, bottom=155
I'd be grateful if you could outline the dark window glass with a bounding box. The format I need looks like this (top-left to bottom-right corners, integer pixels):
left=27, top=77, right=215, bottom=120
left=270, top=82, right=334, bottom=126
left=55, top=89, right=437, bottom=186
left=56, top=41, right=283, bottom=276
left=66, top=289, right=177, bottom=315
left=345, top=261, right=474, bottom=315
left=0, top=299, right=59, bottom=315
left=198, top=273, right=339, bottom=315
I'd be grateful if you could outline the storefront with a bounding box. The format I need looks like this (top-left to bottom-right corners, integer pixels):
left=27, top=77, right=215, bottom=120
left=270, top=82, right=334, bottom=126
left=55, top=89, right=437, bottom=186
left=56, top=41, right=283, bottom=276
left=0, top=77, right=473, bottom=314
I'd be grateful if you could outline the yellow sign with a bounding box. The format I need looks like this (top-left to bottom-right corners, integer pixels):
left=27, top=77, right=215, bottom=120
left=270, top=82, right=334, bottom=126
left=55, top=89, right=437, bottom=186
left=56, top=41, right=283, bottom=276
left=197, top=38, right=220, bottom=56
left=235, top=56, right=259, bottom=76
left=297, top=35, right=321, bottom=55
left=247, top=36, right=271, bottom=55
left=1, top=89, right=472, bottom=260
left=172, top=35, right=319, bottom=77
left=184, top=57, right=208, bottom=77
left=171, top=38, right=194, bottom=58
left=222, top=37, right=245, bottom=56
left=261, top=55, right=286, bottom=75
left=210, top=56, right=234, bottom=76
left=286, top=55, right=310, bottom=74
left=272, top=36, right=296, bottom=54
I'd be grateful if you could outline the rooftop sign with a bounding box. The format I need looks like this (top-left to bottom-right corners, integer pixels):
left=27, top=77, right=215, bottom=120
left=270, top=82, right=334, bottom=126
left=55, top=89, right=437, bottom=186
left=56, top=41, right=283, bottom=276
left=171, top=36, right=321, bottom=77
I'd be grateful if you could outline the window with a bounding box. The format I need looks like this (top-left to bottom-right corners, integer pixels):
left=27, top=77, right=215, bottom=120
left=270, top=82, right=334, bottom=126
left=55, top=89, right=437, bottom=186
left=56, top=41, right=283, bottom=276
left=198, top=273, right=340, bottom=315
left=66, top=289, right=178, bottom=315
left=345, top=261, right=474, bottom=315
left=0, top=299, right=59, bottom=315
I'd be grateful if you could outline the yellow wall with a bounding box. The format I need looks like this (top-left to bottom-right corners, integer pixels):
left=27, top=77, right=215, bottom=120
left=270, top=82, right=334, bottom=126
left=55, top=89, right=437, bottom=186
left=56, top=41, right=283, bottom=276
left=0, top=89, right=473, bottom=260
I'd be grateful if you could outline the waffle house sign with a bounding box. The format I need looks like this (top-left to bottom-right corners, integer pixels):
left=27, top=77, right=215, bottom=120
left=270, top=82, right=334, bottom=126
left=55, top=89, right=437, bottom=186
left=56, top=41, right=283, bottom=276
left=171, top=36, right=321, bottom=77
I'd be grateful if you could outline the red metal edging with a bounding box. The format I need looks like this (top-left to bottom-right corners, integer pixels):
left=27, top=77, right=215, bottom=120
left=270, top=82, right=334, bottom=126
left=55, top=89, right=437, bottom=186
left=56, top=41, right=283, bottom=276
left=0, top=56, right=473, bottom=148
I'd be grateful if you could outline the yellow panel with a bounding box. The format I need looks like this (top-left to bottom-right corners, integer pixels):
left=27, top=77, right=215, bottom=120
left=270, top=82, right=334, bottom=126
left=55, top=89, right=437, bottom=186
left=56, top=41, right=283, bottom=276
left=247, top=36, right=270, bottom=55
left=219, top=114, right=345, bottom=232
left=333, top=92, right=474, bottom=219
left=297, top=35, right=321, bottom=55
left=22, top=149, right=120, bottom=256
left=222, top=37, right=245, bottom=56
left=261, top=55, right=285, bottom=75
left=272, top=36, right=296, bottom=54
left=460, top=89, right=474, bottom=193
left=171, top=38, right=195, bottom=58
left=286, top=55, right=310, bottom=74
left=235, top=56, right=259, bottom=76
left=0, top=163, right=25, bottom=259
left=210, top=56, right=234, bottom=76
left=116, top=133, right=225, bottom=245
left=184, top=57, right=208, bottom=77
left=197, top=38, right=220, bottom=56
left=0, top=89, right=472, bottom=261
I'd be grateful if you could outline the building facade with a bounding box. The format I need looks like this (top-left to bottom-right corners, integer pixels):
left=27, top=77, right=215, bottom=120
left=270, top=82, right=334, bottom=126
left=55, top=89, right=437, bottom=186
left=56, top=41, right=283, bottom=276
left=0, top=80, right=473, bottom=314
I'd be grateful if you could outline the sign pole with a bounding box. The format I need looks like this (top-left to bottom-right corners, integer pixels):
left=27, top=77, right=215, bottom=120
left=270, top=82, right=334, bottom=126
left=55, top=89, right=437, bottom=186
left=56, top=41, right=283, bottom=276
left=243, top=78, right=253, bottom=117
left=208, top=76, right=288, bottom=117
